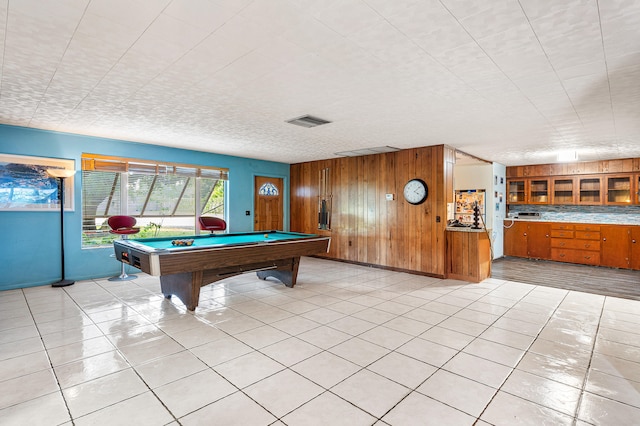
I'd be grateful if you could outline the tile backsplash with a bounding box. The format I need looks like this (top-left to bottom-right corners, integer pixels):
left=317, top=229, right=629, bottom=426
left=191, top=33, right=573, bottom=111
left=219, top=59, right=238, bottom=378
left=508, top=205, right=640, bottom=224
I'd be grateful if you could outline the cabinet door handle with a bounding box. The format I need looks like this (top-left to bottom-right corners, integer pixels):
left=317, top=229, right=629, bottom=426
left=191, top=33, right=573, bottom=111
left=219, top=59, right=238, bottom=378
left=545, top=234, right=549, bottom=238
left=603, top=238, right=607, bottom=241
left=585, top=244, right=590, bottom=248
left=633, top=240, right=637, bottom=244
left=559, top=253, right=565, bottom=257
left=523, top=233, right=527, bottom=236
left=560, top=242, right=565, bottom=247
left=584, top=256, right=591, bottom=260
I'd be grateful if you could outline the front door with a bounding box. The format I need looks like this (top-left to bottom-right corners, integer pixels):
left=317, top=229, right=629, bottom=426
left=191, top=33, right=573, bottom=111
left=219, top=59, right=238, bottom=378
left=254, top=176, right=283, bottom=231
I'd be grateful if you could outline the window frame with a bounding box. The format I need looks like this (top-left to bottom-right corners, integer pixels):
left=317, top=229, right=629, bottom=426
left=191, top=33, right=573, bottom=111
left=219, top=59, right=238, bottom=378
left=81, top=154, right=227, bottom=248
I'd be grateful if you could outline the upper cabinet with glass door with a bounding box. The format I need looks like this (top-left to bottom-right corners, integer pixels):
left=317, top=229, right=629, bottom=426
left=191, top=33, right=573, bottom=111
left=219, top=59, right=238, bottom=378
left=507, top=179, right=527, bottom=204
left=605, top=175, right=633, bottom=205
left=552, top=177, right=575, bottom=204
left=578, top=176, right=602, bottom=205
left=529, top=179, right=549, bottom=204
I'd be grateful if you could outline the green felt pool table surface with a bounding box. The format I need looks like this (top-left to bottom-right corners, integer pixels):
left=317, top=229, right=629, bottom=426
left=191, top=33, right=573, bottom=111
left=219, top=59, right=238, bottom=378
left=127, top=231, right=316, bottom=251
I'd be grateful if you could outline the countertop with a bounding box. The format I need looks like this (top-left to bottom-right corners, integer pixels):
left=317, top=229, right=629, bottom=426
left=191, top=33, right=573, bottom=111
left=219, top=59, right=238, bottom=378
left=446, top=226, right=487, bottom=233
left=504, top=217, right=640, bottom=226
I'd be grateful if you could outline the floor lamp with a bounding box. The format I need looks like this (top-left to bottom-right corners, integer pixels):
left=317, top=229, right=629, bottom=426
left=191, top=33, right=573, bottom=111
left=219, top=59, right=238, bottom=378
left=47, top=168, right=77, bottom=288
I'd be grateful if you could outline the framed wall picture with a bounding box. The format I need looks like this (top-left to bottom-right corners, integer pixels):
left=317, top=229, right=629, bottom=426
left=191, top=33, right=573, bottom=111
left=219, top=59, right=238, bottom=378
left=0, top=154, right=75, bottom=211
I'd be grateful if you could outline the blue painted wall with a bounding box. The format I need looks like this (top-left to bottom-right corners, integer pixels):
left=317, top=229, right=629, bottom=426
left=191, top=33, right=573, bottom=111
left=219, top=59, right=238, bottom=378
left=0, top=125, right=290, bottom=290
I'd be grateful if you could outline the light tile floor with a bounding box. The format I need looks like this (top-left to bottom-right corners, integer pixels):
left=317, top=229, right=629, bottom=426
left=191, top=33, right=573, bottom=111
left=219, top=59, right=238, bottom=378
left=1, top=257, right=640, bottom=425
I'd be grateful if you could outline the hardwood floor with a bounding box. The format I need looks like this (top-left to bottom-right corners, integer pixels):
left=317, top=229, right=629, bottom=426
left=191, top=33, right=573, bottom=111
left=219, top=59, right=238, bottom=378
left=491, top=256, right=640, bottom=300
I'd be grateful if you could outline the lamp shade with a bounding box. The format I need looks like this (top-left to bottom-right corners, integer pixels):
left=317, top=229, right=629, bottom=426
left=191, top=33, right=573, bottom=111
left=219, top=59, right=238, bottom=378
left=47, top=168, right=76, bottom=178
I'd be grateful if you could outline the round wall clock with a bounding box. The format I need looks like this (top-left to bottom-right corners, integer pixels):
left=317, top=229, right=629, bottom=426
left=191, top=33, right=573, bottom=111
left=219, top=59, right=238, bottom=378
left=403, top=179, right=428, bottom=205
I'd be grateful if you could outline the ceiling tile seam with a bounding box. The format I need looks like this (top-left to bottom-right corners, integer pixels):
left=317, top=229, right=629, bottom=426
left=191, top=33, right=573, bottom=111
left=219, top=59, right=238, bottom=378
left=56, top=1, right=178, bottom=129
left=515, top=0, right=592, bottom=134
left=430, top=0, right=569, bottom=138
left=594, top=0, right=618, bottom=143
left=28, top=0, right=92, bottom=128
left=56, top=4, right=214, bottom=129
left=362, top=0, right=516, bottom=119
left=70, top=1, right=259, bottom=128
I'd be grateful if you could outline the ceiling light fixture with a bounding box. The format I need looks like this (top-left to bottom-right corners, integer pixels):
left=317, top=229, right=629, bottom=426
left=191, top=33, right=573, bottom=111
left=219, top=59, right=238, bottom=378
left=556, top=150, right=578, bottom=162
left=286, top=115, right=332, bottom=128
left=334, top=146, right=400, bottom=157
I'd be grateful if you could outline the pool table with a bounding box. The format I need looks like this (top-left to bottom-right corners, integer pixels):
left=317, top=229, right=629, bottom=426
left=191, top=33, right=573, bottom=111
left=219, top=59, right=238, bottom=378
left=113, top=231, right=330, bottom=311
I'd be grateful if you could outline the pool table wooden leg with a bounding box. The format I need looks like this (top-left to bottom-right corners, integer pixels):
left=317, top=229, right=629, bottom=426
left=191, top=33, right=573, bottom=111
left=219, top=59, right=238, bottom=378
left=160, top=271, right=203, bottom=311
left=256, top=257, right=300, bottom=287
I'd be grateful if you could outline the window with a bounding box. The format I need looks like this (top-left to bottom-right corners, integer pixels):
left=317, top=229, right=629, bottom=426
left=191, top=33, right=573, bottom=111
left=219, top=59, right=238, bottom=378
left=258, top=182, right=279, bottom=196
left=81, top=154, right=227, bottom=247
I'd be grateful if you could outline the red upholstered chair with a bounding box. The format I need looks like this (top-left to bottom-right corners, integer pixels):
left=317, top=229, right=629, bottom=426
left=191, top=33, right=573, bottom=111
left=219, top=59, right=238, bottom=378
left=108, top=215, right=140, bottom=281
left=199, top=216, right=227, bottom=233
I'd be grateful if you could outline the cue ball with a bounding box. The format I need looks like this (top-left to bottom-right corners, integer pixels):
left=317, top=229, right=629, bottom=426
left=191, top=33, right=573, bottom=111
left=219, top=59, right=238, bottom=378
left=264, top=234, right=269, bottom=238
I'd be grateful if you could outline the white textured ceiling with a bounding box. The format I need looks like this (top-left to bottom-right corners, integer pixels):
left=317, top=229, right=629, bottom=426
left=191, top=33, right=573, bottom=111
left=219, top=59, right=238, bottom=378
left=0, top=0, right=639, bottom=166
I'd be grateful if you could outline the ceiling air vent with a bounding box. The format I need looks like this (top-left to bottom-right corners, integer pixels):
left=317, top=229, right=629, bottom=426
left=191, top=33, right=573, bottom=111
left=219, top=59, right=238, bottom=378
left=286, top=115, right=332, bottom=128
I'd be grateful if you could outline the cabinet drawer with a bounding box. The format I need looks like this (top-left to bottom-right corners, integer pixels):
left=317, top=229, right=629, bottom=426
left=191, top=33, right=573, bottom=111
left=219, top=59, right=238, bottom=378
left=574, top=251, right=600, bottom=266
left=551, top=239, right=600, bottom=250
left=575, top=231, right=600, bottom=240
left=551, top=248, right=600, bottom=265
left=552, top=224, right=574, bottom=231
left=551, top=248, right=573, bottom=262
left=575, top=224, right=600, bottom=232
left=580, top=241, right=600, bottom=251
left=551, top=230, right=574, bottom=238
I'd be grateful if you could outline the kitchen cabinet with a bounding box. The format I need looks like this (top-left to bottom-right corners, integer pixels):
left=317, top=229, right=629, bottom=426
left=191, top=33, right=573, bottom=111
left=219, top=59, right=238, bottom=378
left=568, top=162, right=599, bottom=175
left=507, top=179, right=526, bottom=204
left=550, top=224, right=600, bottom=266
left=600, top=159, right=634, bottom=173
left=504, top=221, right=528, bottom=257
left=504, top=220, right=550, bottom=259
left=605, top=175, right=632, bottom=205
left=529, top=179, right=549, bottom=204
left=552, top=177, right=576, bottom=204
left=525, top=165, right=550, bottom=177
left=578, top=176, right=602, bottom=205
left=506, top=157, right=640, bottom=206
left=631, top=227, right=640, bottom=270
left=504, top=221, right=640, bottom=270
left=601, top=225, right=630, bottom=268
left=527, top=222, right=551, bottom=259
left=507, top=178, right=550, bottom=204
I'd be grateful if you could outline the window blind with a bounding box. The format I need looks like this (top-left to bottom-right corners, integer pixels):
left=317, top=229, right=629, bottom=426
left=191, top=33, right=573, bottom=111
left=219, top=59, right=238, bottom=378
left=81, top=154, right=229, bottom=180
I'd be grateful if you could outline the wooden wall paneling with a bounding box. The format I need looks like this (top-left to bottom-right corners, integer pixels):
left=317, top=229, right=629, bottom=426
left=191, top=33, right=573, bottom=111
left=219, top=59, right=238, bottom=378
left=380, top=152, right=396, bottom=267
left=365, top=154, right=379, bottom=265
left=420, top=147, right=435, bottom=273
left=303, top=161, right=316, bottom=233
left=356, top=155, right=375, bottom=263
left=350, top=156, right=360, bottom=262
left=337, top=158, right=349, bottom=260
left=289, top=163, right=305, bottom=232
left=289, top=145, right=449, bottom=276
left=438, top=145, right=456, bottom=276
left=398, top=149, right=415, bottom=271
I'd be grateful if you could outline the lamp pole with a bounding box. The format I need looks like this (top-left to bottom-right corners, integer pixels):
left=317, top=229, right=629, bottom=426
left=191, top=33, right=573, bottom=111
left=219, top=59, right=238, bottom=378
left=47, top=168, right=77, bottom=287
